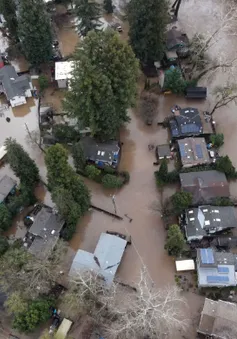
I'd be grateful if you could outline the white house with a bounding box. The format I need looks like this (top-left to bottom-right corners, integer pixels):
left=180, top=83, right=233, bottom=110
left=0, top=65, right=33, bottom=107
left=55, top=61, right=75, bottom=89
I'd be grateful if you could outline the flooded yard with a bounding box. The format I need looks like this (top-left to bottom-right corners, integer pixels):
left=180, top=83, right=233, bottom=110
left=1, top=0, right=237, bottom=337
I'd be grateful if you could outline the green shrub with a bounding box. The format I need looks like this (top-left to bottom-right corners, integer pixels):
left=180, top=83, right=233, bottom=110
left=211, top=197, right=234, bottom=206
left=119, top=171, right=130, bottom=184
left=102, top=174, right=124, bottom=189
left=165, top=224, right=185, bottom=256
left=210, top=133, right=224, bottom=148
left=61, top=222, right=77, bottom=241
left=103, top=166, right=116, bottom=174
left=171, top=191, right=193, bottom=214
left=13, top=298, right=52, bottom=333
left=166, top=170, right=179, bottom=184
left=215, top=155, right=237, bottom=179
left=0, top=236, right=9, bottom=256
left=0, top=204, right=12, bottom=231
left=38, top=74, right=49, bottom=93
left=85, top=165, right=101, bottom=180
left=72, top=142, right=86, bottom=170
left=52, top=124, right=79, bottom=143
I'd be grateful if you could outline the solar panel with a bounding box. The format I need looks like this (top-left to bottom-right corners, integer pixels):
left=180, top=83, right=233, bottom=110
left=179, top=144, right=186, bottom=157
left=200, top=248, right=214, bottom=264
left=181, top=123, right=200, bottom=135
left=218, top=266, right=229, bottom=273
left=207, top=275, right=229, bottom=283
left=195, top=144, right=203, bottom=159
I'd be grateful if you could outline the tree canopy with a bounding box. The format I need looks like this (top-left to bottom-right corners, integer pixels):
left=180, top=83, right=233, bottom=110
left=128, top=0, right=169, bottom=64
left=5, top=138, right=39, bottom=187
left=45, top=144, right=90, bottom=239
left=165, top=224, right=185, bottom=256
left=104, top=0, right=113, bottom=14
left=64, top=30, right=139, bottom=140
left=0, top=204, right=12, bottom=232
left=171, top=191, right=193, bottom=214
left=18, top=0, right=52, bottom=65
left=74, top=0, right=101, bottom=36
left=0, top=0, right=18, bottom=41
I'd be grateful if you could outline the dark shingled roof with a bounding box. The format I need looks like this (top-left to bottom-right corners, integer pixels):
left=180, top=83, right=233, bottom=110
left=28, top=206, right=65, bottom=260
left=0, top=65, right=31, bottom=100
left=185, top=206, right=237, bottom=241
left=80, top=137, right=120, bottom=167
left=169, top=107, right=203, bottom=138
left=179, top=170, right=229, bottom=205
left=0, top=175, right=17, bottom=203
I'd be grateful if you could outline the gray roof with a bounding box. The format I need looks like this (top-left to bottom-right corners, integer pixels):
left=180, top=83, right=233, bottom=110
left=156, top=144, right=171, bottom=159
left=69, top=233, right=127, bottom=285
left=198, top=298, right=237, bottom=338
left=179, top=170, right=229, bottom=205
left=0, top=175, right=16, bottom=203
left=196, top=248, right=237, bottom=287
left=80, top=137, right=120, bottom=166
left=28, top=206, right=65, bottom=260
left=0, top=65, right=31, bottom=100
left=185, top=206, right=237, bottom=241
left=177, top=137, right=210, bottom=167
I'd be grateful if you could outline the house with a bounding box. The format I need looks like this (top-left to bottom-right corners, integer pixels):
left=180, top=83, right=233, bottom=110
left=27, top=206, right=65, bottom=260
left=0, top=175, right=17, bottom=203
left=196, top=248, right=237, bottom=287
left=177, top=137, right=211, bottom=168
left=179, top=170, right=229, bottom=205
left=80, top=137, right=121, bottom=169
left=211, top=236, right=237, bottom=249
left=55, top=61, right=75, bottom=88
left=69, top=233, right=127, bottom=285
left=183, top=206, right=237, bottom=242
left=166, top=28, right=189, bottom=50
left=0, top=65, right=32, bottom=107
left=198, top=298, right=237, bottom=338
left=169, top=107, right=203, bottom=139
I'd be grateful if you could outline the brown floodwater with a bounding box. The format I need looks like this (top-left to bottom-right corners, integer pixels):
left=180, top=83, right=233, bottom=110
left=2, top=1, right=237, bottom=336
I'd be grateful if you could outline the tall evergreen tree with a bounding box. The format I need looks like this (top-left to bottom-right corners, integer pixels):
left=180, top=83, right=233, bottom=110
left=5, top=138, right=39, bottom=187
left=74, top=0, right=101, bottom=36
left=128, top=0, right=169, bottom=65
left=0, top=0, right=18, bottom=41
left=64, top=30, right=139, bottom=140
left=104, top=0, right=113, bottom=14
left=18, top=0, right=52, bottom=66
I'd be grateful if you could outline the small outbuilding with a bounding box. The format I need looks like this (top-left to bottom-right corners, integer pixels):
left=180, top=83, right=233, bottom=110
left=156, top=144, right=172, bottom=160
left=55, top=61, right=75, bottom=88
left=175, top=259, right=195, bottom=272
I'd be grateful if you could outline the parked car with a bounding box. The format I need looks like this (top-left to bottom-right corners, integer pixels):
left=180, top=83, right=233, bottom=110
left=106, top=230, right=131, bottom=244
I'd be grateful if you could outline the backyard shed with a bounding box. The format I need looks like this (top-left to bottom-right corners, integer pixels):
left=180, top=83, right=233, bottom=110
left=156, top=144, right=171, bottom=160
left=0, top=175, right=17, bottom=203
left=55, top=61, right=75, bottom=88
left=175, top=259, right=195, bottom=271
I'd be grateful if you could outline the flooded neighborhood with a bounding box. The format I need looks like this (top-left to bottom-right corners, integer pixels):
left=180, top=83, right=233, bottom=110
left=1, top=0, right=237, bottom=338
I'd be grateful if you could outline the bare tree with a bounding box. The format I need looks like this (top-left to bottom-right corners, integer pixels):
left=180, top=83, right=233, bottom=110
left=62, top=269, right=188, bottom=339
left=0, top=240, right=68, bottom=299
left=60, top=270, right=118, bottom=321
left=210, top=83, right=237, bottom=116
left=106, top=269, right=188, bottom=339
left=186, top=1, right=237, bottom=81
left=139, top=92, right=158, bottom=124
